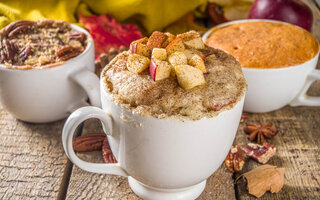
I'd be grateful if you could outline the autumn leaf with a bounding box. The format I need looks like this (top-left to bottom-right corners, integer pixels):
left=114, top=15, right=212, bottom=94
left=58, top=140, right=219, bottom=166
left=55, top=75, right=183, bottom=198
left=236, top=164, right=285, bottom=198
left=79, top=14, right=142, bottom=59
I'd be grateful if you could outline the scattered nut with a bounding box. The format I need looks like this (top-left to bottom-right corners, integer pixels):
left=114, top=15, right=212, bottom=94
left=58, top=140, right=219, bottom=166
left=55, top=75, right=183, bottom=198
left=243, top=142, right=276, bottom=164
left=72, top=133, right=106, bottom=152
left=224, top=145, right=245, bottom=173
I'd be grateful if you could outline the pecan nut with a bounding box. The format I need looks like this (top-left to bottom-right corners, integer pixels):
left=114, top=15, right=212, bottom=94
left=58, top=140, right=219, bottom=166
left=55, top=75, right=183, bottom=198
left=102, top=138, right=117, bottom=163
left=3, top=39, right=16, bottom=61
left=68, top=32, right=86, bottom=42
left=243, top=142, right=276, bottom=164
left=224, top=145, right=245, bottom=173
left=5, top=20, right=35, bottom=38
left=19, top=45, right=32, bottom=61
left=56, top=45, right=83, bottom=61
left=72, top=133, right=106, bottom=152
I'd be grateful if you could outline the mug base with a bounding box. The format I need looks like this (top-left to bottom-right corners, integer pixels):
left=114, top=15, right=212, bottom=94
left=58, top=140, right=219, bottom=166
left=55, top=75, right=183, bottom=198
left=128, top=177, right=206, bottom=200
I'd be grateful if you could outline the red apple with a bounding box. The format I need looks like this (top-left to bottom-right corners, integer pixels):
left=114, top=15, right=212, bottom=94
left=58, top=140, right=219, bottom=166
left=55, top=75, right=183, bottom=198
left=249, top=0, right=313, bottom=31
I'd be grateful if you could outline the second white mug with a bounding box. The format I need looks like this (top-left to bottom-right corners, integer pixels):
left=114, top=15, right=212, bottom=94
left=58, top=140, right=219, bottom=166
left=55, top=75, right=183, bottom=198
left=0, top=25, right=101, bottom=123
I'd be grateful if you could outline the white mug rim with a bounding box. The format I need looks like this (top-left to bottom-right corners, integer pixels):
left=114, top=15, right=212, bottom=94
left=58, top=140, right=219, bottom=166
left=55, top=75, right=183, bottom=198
left=202, top=19, right=320, bottom=72
left=0, top=23, right=93, bottom=72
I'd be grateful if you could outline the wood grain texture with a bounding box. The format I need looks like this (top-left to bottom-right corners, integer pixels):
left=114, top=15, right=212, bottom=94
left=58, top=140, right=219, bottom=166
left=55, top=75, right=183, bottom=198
left=0, top=105, right=68, bottom=199
left=234, top=106, right=320, bottom=199
left=66, top=119, right=236, bottom=200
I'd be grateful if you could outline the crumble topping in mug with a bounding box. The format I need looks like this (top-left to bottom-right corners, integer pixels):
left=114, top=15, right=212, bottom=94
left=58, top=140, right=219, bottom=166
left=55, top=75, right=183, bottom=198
left=102, top=31, right=247, bottom=121
left=0, top=19, right=87, bottom=69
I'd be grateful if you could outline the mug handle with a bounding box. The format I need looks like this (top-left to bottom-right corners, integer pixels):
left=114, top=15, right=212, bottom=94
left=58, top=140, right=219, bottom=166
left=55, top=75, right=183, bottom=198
left=290, top=69, right=320, bottom=106
left=62, top=106, right=128, bottom=177
left=70, top=69, right=102, bottom=108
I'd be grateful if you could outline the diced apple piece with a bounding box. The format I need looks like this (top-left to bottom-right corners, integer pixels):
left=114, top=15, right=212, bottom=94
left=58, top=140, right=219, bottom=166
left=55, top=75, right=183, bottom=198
left=127, top=54, right=150, bottom=74
left=130, top=37, right=151, bottom=57
left=168, top=51, right=188, bottom=66
left=177, top=30, right=205, bottom=49
left=162, top=32, right=176, bottom=47
left=165, top=37, right=185, bottom=55
left=188, top=55, right=206, bottom=73
left=184, top=37, right=205, bottom=49
left=168, top=52, right=188, bottom=77
left=170, top=64, right=176, bottom=77
left=183, top=49, right=205, bottom=60
left=150, top=59, right=171, bottom=81
left=151, top=48, right=167, bottom=61
left=147, top=31, right=168, bottom=51
left=175, top=64, right=205, bottom=90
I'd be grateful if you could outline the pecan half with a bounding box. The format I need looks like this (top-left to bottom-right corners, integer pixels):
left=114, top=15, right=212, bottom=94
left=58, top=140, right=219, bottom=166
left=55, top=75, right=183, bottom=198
left=56, top=45, right=83, bottom=61
left=5, top=20, right=35, bottom=38
left=19, top=45, right=32, bottom=61
left=72, top=133, right=106, bottom=152
left=102, top=138, right=117, bottom=163
left=3, top=39, right=16, bottom=61
left=68, top=32, right=86, bottom=42
left=243, top=142, right=276, bottom=164
left=225, top=145, right=245, bottom=173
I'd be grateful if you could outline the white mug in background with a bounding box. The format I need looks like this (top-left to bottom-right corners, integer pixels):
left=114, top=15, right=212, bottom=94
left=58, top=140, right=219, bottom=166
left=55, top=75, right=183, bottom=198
left=62, top=67, right=245, bottom=200
left=0, top=25, right=101, bottom=123
left=202, top=19, right=320, bottom=113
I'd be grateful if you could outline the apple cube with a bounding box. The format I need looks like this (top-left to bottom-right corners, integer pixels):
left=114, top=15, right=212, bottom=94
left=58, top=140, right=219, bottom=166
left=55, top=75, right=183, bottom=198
left=151, top=48, right=167, bottom=61
left=177, top=31, right=205, bottom=49
left=175, top=64, right=206, bottom=89
left=150, top=59, right=171, bottom=81
left=183, top=49, right=205, bottom=60
left=165, top=37, right=185, bottom=55
left=170, top=64, right=176, bottom=78
left=162, top=32, right=176, bottom=47
left=127, top=54, right=150, bottom=74
left=147, top=31, right=168, bottom=51
left=188, top=55, right=206, bottom=73
left=168, top=51, right=188, bottom=66
left=130, top=37, right=151, bottom=57
left=168, top=51, right=188, bottom=77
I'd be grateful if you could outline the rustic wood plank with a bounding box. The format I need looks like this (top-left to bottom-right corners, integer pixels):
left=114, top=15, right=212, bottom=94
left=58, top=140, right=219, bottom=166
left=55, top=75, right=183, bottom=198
left=66, top=119, right=236, bottom=200
left=0, top=105, right=68, bottom=199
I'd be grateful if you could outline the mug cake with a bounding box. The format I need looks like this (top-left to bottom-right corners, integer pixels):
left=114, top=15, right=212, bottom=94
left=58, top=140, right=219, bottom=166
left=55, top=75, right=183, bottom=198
left=0, top=19, right=87, bottom=70
left=205, top=21, right=319, bottom=69
left=102, top=31, right=247, bottom=120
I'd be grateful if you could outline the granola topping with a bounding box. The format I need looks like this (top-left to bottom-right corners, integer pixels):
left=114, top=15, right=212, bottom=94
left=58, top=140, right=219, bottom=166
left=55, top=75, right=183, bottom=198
left=0, top=19, right=87, bottom=69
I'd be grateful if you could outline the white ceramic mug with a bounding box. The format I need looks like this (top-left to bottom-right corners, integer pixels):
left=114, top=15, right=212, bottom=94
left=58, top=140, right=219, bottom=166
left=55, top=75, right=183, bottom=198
left=0, top=25, right=101, bottom=123
left=202, top=19, right=320, bottom=113
left=62, top=69, right=245, bottom=200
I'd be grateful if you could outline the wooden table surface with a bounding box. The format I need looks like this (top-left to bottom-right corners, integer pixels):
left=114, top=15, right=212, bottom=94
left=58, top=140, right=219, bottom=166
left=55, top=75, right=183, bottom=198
left=1, top=0, right=320, bottom=199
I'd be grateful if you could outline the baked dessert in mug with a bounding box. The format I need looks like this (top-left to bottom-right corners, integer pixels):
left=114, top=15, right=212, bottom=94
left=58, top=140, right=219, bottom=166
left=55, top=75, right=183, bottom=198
left=0, top=19, right=87, bottom=70
left=103, top=31, right=247, bottom=121
left=205, top=21, right=319, bottom=69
